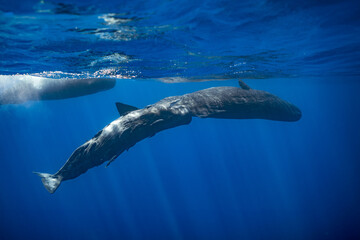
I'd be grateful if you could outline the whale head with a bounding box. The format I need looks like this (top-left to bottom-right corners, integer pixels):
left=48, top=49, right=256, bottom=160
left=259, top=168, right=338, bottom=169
left=183, top=85, right=302, bottom=122
left=259, top=91, right=302, bottom=122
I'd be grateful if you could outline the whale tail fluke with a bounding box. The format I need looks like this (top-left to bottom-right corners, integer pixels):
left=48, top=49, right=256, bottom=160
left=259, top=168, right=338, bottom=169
left=33, top=172, right=62, bottom=194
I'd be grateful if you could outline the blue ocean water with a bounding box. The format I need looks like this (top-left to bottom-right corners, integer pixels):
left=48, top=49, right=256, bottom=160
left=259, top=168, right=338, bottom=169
left=0, top=0, right=360, bottom=239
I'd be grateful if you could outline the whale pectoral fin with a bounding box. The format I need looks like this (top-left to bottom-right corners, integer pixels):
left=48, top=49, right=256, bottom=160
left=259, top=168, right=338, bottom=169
left=238, top=80, right=251, bottom=90
left=33, top=172, right=62, bottom=194
left=116, top=102, right=139, bottom=116
left=105, top=155, right=118, bottom=168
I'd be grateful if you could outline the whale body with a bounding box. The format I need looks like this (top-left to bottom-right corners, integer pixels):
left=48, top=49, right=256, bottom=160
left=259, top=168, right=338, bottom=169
left=35, top=80, right=301, bottom=193
left=0, top=75, right=116, bottom=105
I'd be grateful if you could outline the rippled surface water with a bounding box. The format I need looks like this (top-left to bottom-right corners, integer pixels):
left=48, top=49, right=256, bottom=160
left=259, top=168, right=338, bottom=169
left=0, top=0, right=360, bottom=239
left=1, top=0, right=359, bottom=80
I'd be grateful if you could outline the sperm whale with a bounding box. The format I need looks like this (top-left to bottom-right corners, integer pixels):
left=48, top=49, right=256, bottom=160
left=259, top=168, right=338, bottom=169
left=34, top=80, right=301, bottom=193
left=0, top=75, right=115, bottom=105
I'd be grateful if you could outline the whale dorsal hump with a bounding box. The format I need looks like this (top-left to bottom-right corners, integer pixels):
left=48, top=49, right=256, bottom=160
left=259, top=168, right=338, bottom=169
left=238, top=80, right=251, bottom=90
left=116, top=102, right=139, bottom=116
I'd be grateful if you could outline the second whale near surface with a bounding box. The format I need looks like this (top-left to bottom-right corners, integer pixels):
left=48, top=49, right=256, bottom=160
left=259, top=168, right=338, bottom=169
left=0, top=75, right=115, bottom=105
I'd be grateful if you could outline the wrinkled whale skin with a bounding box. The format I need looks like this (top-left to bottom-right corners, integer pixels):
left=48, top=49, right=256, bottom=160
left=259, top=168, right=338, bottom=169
left=35, top=81, right=301, bottom=193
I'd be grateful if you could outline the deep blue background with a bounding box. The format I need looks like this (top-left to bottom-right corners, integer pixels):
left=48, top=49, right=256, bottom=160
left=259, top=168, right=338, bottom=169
left=1, top=0, right=360, bottom=239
